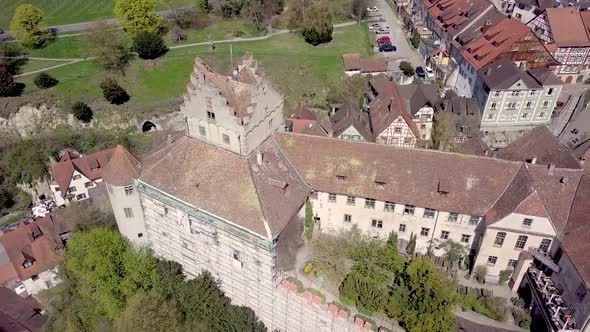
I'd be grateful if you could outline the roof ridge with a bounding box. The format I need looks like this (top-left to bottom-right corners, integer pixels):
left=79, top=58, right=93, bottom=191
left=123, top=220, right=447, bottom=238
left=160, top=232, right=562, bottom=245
left=558, top=171, right=586, bottom=238
left=482, top=163, right=527, bottom=218
left=245, top=148, right=272, bottom=240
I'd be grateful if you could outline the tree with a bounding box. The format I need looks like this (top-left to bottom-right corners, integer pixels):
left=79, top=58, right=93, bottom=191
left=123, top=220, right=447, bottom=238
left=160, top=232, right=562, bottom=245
left=0, top=68, right=19, bottom=97
left=406, top=232, right=417, bottom=256
left=60, top=202, right=115, bottom=230
left=474, top=265, right=487, bottom=284
left=71, top=102, right=93, bottom=123
left=84, top=22, right=132, bottom=73
left=247, top=0, right=279, bottom=30
left=219, top=0, right=249, bottom=17
left=132, top=31, right=168, bottom=59
left=197, top=0, right=210, bottom=13
left=442, top=240, right=466, bottom=269
left=114, top=0, right=166, bottom=38
left=352, top=0, right=367, bottom=24
left=498, top=269, right=513, bottom=285
left=340, top=271, right=388, bottom=313
left=305, top=200, right=313, bottom=240
left=114, top=290, right=182, bottom=332
left=301, top=1, right=333, bottom=45
left=286, top=0, right=313, bottom=29
left=33, top=72, right=58, bottom=89
left=411, top=32, right=421, bottom=49
left=100, top=78, right=130, bottom=104
left=399, top=61, right=415, bottom=77
left=432, top=111, right=456, bottom=151
left=10, top=5, right=51, bottom=49
left=326, top=74, right=370, bottom=109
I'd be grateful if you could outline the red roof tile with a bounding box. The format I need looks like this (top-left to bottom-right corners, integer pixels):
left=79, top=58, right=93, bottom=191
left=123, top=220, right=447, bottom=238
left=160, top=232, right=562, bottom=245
left=102, top=145, right=142, bottom=186
left=342, top=54, right=361, bottom=71
left=546, top=7, right=590, bottom=47
left=51, top=148, right=114, bottom=195
left=0, top=287, right=46, bottom=332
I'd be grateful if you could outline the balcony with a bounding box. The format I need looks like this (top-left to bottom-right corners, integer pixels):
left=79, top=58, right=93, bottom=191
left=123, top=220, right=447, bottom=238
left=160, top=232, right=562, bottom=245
left=527, top=266, right=579, bottom=331
left=528, top=247, right=560, bottom=272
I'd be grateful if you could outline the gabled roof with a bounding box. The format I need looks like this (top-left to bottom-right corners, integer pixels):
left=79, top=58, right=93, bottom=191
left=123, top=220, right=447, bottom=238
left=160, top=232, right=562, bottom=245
left=330, top=103, right=374, bottom=141
left=342, top=54, right=361, bottom=71
left=0, top=287, right=46, bottom=332
left=454, top=7, right=505, bottom=47
left=139, top=136, right=310, bottom=238
left=51, top=148, right=114, bottom=194
left=368, top=76, right=420, bottom=137
left=546, top=7, right=590, bottom=47
left=102, top=145, right=142, bottom=187
left=427, top=0, right=491, bottom=36
left=496, top=126, right=581, bottom=169
left=478, top=58, right=542, bottom=90
left=397, top=83, right=442, bottom=115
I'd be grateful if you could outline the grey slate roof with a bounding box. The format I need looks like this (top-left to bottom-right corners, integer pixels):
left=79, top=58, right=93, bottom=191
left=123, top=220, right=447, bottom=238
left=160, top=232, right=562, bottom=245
left=478, top=58, right=541, bottom=90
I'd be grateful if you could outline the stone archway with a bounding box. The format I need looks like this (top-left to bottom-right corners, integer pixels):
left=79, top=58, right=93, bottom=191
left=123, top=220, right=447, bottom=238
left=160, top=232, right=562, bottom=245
left=565, top=76, right=573, bottom=84
left=142, top=121, right=157, bottom=132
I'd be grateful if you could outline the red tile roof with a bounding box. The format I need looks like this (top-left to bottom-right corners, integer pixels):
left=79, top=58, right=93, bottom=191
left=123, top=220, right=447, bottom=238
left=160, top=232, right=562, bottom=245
left=427, top=0, right=491, bottom=35
left=461, top=18, right=531, bottom=69
left=102, top=145, right=142, bottom=187
left=342, top=54, right=361, bottom=71
left=368, top=76, right=420, bottom=137
left=546, top=7, right=590, bottom=47
left=0, top=215, right=64, bottom=286
left=51, top=148, right=114, bottom=195
left=0, top=287, right=46, bottom=332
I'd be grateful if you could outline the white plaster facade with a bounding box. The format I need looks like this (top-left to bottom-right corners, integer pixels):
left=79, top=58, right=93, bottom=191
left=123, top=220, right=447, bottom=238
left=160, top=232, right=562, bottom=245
left=107, top=184, right=147, bottom=245
left=414, top=106, right=434, bottom=141
left=337, top=126, right=366, bottom=141
left=21, top=267, right=61, bottom=295
left=50, top=170, right=101, bottom=206
left=455, top=58, right=479, bottom=98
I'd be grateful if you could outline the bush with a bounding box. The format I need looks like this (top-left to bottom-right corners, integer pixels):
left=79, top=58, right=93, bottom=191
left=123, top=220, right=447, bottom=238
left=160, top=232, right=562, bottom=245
left=132, top=31, right=168, bottom=60
left=0, top=69, right=20, bottom=97
left=301, top=1, right=333, bottom=46
left=33, top=72, right=58, bottom=89
left=474, top=265, right=487, bottom=284
left=71, top=102, right=93, bottom=123
left=399, top=61, right=415, bottom=77
left=498, top=269, right=513, bottom=285
left=512, top=306, right=531, bottom=329
left=480, top=296, right=507, bottom=321
left=305, top=200, right=313, bottom=240
left=100, top=78, right=129, bottom=104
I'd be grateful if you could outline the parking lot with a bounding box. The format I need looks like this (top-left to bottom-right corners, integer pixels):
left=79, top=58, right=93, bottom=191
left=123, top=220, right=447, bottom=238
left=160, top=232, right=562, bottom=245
left=366, top=0, right=425, bottom=67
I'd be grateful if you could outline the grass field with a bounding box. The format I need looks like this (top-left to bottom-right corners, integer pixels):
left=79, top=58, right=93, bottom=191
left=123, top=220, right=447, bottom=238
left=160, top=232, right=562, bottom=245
left=0, top=0, right=193, bottom=28
left=16, top=24, right=372, bottom=112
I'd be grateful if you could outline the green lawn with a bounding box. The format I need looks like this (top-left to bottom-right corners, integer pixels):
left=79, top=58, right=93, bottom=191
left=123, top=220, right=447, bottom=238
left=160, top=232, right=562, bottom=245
left=0, top=0, right=194, bottom=29
left=166, top=19, right=263, bottom=45
left=17, top=59, right=74, bottom=75
left=16, top=24, right=372, bottom=112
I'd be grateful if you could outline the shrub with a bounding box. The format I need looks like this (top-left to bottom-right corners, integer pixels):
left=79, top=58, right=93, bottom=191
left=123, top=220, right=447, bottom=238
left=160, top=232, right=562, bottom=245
left=10, top=4, right=52, bottom=49
left=0, top=69, right=19, bottom=97
left=71, top=102, right=93, bottom=123
left=512, top=306, right=531, bottom=329
left=286, top=276, right=304, bottom=292
left=305, top=200, right=313, bottom=240
left=474, top=265, right=487, bottom=284
left=132, top=31, right=168, bottom=59
left=33, top=72, right=58, bottom=89
left=301, top=1, right=333, bottom=46
left=498, top=269, right=513, bottom=285
left=480, top=296, right=507, bottom=321
left=399, top=61, right=415, bottom=77
left=100, top=78, right=129, bottom=104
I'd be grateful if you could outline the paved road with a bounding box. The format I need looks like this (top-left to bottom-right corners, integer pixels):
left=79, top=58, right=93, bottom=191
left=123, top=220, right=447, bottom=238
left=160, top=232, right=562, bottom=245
left=367, top=0, right=425, bottom=66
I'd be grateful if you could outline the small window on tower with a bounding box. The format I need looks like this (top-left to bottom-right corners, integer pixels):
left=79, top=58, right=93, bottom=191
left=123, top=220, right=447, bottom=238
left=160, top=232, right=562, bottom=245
left=207, top=111, right=216, bottom=121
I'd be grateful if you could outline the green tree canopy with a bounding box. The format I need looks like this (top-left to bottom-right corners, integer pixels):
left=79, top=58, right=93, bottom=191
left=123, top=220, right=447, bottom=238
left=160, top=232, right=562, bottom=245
left=114, top=0, right=166, bottom=38
left=432, top=111, right=457, bottom=151
left=114, top=290, right=183, bottom=332
left=302, top=0, right=333, bottom=45
left=9, top=4, right=51, bottom=49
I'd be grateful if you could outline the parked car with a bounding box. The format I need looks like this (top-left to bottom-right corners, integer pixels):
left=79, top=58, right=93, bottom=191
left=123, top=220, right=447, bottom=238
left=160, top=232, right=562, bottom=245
left=425, top=66, right=435, bottom=78
left=369, top=24, right=382, bottom=32
left=379, top=43, right=396, bottom=52
left=416, top=66, right=426, bottom=79
left=376, top=28, right=390, bottom=34
left=376, top=36, right=391, bottom=44
left=367, top=6, right=379, bottom=12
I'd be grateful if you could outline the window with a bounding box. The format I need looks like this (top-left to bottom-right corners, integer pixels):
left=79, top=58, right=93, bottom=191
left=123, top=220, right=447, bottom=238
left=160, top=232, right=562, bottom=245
left=539, top=112, right=546, bottom=118
left=440, top=230, right=449, bottom=239
left=522, top=113, right=529, bottom=119
left=222, top=134, right=230, bottom=144
left=507, top=259, right=517, bottom=268
left=420, top=124, right=426, bottom=129
left=344, top=214, right=352, bottom=223
left=107, top=185, right=113, bottom=194
left=404, top=205, right=415, bottom=215
left=67, top=186, right=77, bottom=193
left=347, top=196, right=355, bottom=206
left=547, top=88, right=554, bottom=96
left=420, top=227, right=430, bottom=236
left=207, top=111, right=216, bottom=120
left=31, top=274, right=39, bottom=281
left=461, top=234, right=471, bottom=243
left=124, top=185, right=134, bottom=196
left=522, top=218, right=533, bottom=228
left=268, top=118, right=273, bottom=128
left=403, top=138, right=412, bottom=145
left=529, top=91, right=536, bottom=96
left=199, top=126, right=206, bottom=136
left=54, top=187, right=60, bottom=192
left=394, top=127, right=402, bottom=134
left=539, top=238, right=552, bottom=252
left=511, top=91, right=520, bottom=97
left=328, top=193, right=337, bottom=203
left=73, top=174, right=81, bottom=180
left=542, top=100, right=549, bottom=108
left=84, top=181, right=92, bottom=188
left=371, top=219, right=383, bottom=229
left=507, top=102, right=517, bottom=109
left=469, top=216, right=479, bottom=225
left=487, top=256, right=498, bottom=266
left=365, top=198, right=376, bottom=209
left=384, top=201, right=395, bottom=212
left=23, top=260, right=33, bottom=268
left=494, top=91, right=500, bottom=97
left=336, top=175, right=347, bottom=181
left=525, top=101, right=532, bottom=108
left=423, top=208, right=436, bottom=219
left=487, top=114, right=495, bottom=120
left=576, top=283, right=587, bottom=301
left=124, top=208, right=134, bottom=218
left=515, top=235, right=528, bottom=250
left=232, top=250, right=242, bottom=268
left=399, top=224, right=406, bottom=232
left=490, top=102, right=497, bottom=109
left=138, top=233, right=143, bottom=238
left=448, top=212, right=459, bottom=222
left=494, top=232, right=506, bottom=247
left=76, top=193, right=87, bottom=200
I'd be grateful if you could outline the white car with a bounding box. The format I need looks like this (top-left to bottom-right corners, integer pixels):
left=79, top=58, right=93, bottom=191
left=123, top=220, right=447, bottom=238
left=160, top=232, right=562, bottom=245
left=367, top=6, right=379, bottom=12
left=368, top=24, right=382, bottom=31
left=425, top=66, right=435, bottom=78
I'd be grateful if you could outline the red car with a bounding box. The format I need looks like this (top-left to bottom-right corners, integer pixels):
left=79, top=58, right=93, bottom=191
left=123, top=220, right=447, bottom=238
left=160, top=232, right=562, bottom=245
left=376, top=36, right=391, bottom=44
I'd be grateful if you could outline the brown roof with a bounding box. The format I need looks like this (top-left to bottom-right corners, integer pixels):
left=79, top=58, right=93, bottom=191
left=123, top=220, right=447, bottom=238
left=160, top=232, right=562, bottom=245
left=461, top=18, right=532, bottom=69
left=427, top=0, right=491, bottom=37
left=456, top=137, right=491, bottom=157
left=102, top=145, right=142, bottom=186
left=496, top=126, right=581, bottom=169
left=330, top=103, right=373, bottom=141
left=274, top=132, right=523, bottom=217
left=360, top=58, right=387, bottom=73
left=139, top=136, right=309, bottom=238
left=546, top=8, right=590, bottom=47
left=368, top=76, right=420, bottom=137
left=342, top=54, right=361, bottom=71
left=0, top=215, right=64, bottom=285
left=396, top=83, right=441, bottom=114
left=51, top=148, right=114, bottom=195
left=0, top=287, right=46, bottom=332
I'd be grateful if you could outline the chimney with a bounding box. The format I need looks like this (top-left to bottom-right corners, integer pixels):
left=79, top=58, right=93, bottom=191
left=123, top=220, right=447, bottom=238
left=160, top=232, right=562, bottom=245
left=257, top=151, right=263, bottom=166
left=560, top=176, right=568, bottom=184
left=548, top=163, right=555, bottom=175
left=531, top=156, right=537, bottom=164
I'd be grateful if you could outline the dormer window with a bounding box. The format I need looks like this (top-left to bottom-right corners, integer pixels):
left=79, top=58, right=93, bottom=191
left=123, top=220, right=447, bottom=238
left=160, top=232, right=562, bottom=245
left=437, top=179, right=449, bottom=196
left=375, top=180, right=386, bottom=189
left=336, top=175, right=347, bottom=181
left=207, top=111, right=216, bottom=121
left=73, top=174, right=81, bottom=180
left=23, top=260, right=33, bottom=268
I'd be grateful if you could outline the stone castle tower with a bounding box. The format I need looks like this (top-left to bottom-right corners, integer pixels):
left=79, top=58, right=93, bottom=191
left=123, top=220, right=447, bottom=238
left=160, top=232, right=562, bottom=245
left=181, top=53, right=285, bottom=156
